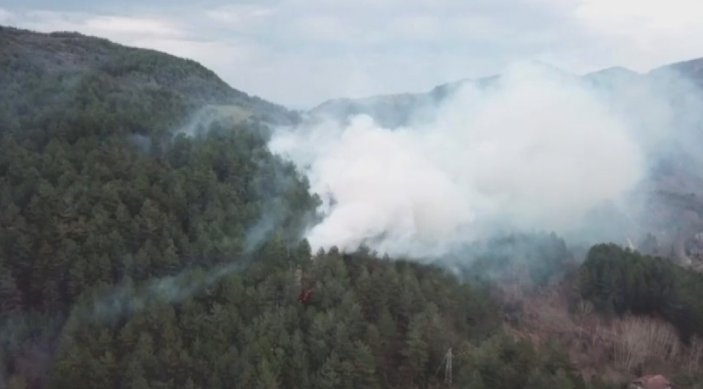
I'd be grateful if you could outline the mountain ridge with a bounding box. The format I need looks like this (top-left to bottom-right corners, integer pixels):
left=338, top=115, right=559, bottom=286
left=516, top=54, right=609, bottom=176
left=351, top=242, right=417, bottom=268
left=0, top=25, right=298, bottom=133
left=310, top=58, right=703, bottom=127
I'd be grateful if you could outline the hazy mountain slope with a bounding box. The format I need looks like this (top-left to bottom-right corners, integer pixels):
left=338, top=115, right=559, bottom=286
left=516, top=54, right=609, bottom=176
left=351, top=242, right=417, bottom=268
left=307, top=59, right=703, bottom=268
left=0, top=26, right=317, bottom=388
left=582, top=61, right=703, bottom=268
left=310, top=59, right=703, bottom=126
left=310, top=76, right=497, bottom=128
left=0, top=26, right=297, bottom=135
left=650, top=57, right=703, bottom=88
left=310, top=93, right=437, bottom=129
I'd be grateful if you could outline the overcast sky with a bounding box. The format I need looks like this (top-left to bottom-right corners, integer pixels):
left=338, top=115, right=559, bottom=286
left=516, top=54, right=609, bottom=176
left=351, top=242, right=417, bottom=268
left=2, top=0, right=703, bottom=108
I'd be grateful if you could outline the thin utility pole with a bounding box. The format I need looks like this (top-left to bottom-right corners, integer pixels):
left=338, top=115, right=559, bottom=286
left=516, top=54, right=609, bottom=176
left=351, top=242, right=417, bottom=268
left=444, top=347, right=452, bottom=386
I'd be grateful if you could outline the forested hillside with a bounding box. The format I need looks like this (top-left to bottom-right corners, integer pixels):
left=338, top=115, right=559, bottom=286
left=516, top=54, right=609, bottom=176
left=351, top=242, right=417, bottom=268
left=0, top=25, right=298, bottom=137
left=578, top=244, right=703, bottom=340
left=1, top=26, right=702, bottom=388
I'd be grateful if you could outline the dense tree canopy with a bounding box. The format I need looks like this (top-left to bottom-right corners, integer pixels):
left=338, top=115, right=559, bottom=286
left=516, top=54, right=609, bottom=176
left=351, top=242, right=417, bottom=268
left=578, top=244, right=703, bottom=339
left=1, top=26, right=700, bottom=389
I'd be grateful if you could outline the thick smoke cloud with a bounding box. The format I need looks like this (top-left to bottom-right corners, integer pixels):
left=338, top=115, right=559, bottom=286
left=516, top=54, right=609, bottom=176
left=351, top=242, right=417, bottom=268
left=270, top=62, right=701, bottom=258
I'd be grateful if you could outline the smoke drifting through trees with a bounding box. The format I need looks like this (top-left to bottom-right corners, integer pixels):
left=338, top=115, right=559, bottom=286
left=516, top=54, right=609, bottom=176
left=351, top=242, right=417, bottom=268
left=270, top=62, right=703, bottom=258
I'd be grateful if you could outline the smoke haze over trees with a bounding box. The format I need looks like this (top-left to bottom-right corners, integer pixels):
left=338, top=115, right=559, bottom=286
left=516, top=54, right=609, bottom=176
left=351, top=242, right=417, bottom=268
left=1, top=26, right=703, bottom=388
left=272, top=61, right=703, bottom=261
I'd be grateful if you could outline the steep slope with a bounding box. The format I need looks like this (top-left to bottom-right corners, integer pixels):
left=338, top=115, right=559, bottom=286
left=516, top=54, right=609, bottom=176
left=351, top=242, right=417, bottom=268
left=0, top=26, right=314, bottom=387
left=639, top=58, right=703, bottom=265
left=0, top=26, right=297, bottom=137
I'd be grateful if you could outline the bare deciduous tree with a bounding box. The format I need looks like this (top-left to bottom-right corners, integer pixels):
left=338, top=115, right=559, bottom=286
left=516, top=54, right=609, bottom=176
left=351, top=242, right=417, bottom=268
left=612, top=316, right=679, bottom=372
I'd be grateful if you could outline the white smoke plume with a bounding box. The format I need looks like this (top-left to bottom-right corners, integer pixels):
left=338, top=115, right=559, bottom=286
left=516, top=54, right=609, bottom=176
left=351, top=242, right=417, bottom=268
left=270, top=62, right=702, bottom=258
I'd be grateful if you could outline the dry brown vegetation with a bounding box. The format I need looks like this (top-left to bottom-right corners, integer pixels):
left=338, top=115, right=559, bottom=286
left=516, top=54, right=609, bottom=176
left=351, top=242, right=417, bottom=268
left=496, top=281, right=703, bottom=385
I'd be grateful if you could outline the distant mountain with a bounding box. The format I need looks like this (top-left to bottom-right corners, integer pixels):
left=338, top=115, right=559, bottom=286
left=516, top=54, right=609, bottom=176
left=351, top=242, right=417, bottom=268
left=582, top=66, right=642, bottom=90
left=310, top=59, right=703, bottom=128
left=584, top=66, right=640, bottom=80
left=0, top=26, right=297, bottom=136
left=309, top=76, right=497, bottom=128
left=650, top=57, right=703, bottom=88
